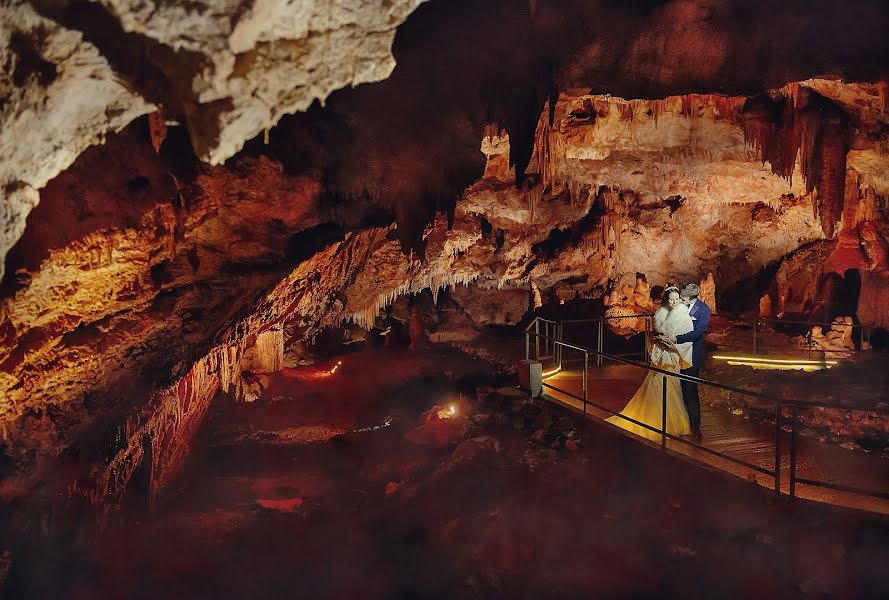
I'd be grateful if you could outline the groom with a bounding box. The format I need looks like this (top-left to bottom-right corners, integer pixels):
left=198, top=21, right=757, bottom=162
left=663, top=283, right=711, bottom=440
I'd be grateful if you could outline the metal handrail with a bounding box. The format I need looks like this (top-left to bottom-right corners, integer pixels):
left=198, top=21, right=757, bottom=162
left=528, top=330, right=888, bottom=412
left=524, top=317, right=560, bottom=332
left=558, top=313, right=874, bottom=355
left=560, top=314, right=653, bottom=323
left=757, top=316, right=861, bottom=328
left=523, top=317, right=889, bottom=509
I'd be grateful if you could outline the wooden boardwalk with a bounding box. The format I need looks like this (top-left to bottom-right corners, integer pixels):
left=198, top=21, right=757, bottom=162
left=543, top=364, right=889, bottom=515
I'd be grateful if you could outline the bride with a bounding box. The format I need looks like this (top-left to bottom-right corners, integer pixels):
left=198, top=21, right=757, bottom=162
left=606, top=286, right=693, bottom=441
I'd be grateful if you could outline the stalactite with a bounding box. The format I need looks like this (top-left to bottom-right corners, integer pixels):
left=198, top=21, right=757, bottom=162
left=527, top=181, right=543, bottom=222
left=787, top=81, right=802, bottom=109
left=743, top=88, right=851, bottom=237
left=592, top=98, right=611, bottom=119
left=649, top=99, right=668, bottom=126
left=713, top=96, right=746, bottom=119
left=742, top=93, right=781, bottom=161
left=568, top=179, right=587, bottom=208
left=797, top=105, right=822, bottom=191
left=878, top=81, right=889, bottom=115
left=681, top=94, right=700, bottom=119
left=859, top=186, right=879, bottom=223
left=618, top=101, right=635, bottom=122
left=815, top=112, right=849, bottom=237
left=148, top=112, right=167, bottom=154
left=532, top=103, right=555, bottom=192
left=346, top=270, right=478, bottom=330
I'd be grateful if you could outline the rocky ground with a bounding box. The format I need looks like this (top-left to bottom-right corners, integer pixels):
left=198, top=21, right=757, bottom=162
left=4, top=344, right=889, bottom=599
left=696, top=317, right=889, bottom=458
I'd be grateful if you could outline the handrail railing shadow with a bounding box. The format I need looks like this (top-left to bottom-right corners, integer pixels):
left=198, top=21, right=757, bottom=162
left=524, top=318, right=889, bottom=511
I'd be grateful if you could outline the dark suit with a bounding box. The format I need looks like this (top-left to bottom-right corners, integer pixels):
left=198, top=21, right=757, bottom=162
left=675, top=299, right=711, bottom=432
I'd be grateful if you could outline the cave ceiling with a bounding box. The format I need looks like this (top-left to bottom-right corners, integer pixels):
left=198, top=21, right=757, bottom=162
left=3, top=0, right=889, bottom=272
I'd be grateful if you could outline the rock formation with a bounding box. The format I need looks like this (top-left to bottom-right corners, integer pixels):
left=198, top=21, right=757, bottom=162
left=603, top=275, right=658, bottom=336
left=4, top=80, right=889, bottom=514
left=0, top=2, right=153, bottom=281
left=0, top=0, right=425, bottom=280
left=1, top=0, right=889, bottom=524
left=804, top=316, right=856, bottom=356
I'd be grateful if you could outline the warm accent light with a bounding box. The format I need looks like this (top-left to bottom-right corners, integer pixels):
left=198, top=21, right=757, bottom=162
left=712, top=354, right=838, bottom=371
left=541, top=366, right=561, bottom=378
left=437, top=404, right=457, bottom=419
left=329, top=360, right=343, bottom=374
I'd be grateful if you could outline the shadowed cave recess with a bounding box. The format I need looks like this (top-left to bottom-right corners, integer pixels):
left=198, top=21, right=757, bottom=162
left=2, top=0, right=889, bottom=597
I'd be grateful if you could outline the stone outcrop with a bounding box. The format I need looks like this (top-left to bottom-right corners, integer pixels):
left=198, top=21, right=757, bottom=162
left=91, top=0, right=427, bottom=164
left=603, top=275, right=659, bottom=336
left=0, top=125, right=324, bottom=495
left=0, top=2, right=153, bottom=281
left=450, top=286, right=530, bottom=326
left=0, top=0, right=425, bottom=281
left=804, top=316, right=856, bottom=356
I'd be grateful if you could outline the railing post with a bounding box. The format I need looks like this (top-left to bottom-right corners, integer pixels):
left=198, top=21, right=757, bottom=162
left=548, top=322, right=552, bottom=358
left=557, top=323, right=563, bottom=369
left=544, top=321, right=548, bottom=358
left=641, top=317, right=646, bottom=360
left=789, top=406, right=799, bottom=501
left=661, top=376, right=668, bottom=450
left=535, top=319, right=540, bottom=361
left=597, top=320, right=604, bottom=367
left=525, top=331, right=530, bottom=361
left=583, top=351, right=588, bottom=414
left=753, top=320, right=758, bottom=354
left=774, top=403, right=782, bottom=495
left=547, top=321, right=551, bottom=357
left=644, top=318, right=651, bottom=362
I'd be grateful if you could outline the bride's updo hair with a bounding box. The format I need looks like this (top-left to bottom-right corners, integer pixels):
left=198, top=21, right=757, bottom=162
left=661, top=285, right=680, bottom=304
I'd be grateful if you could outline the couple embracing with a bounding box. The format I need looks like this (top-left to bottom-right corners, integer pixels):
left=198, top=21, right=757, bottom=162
left=607, top=283, right=711, bottom=442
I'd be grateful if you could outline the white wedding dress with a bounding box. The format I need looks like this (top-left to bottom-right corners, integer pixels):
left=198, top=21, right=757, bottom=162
left=606, top=304, right=693, bottom=441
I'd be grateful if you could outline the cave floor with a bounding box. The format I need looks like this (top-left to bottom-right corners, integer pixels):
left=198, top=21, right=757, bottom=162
left=543, top=365, right=889, bottom=514
left=18, top=346, right=889, bottom=599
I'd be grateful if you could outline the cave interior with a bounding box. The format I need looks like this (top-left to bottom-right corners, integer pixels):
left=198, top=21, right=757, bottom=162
left=1, top=0, right=889, bottom=597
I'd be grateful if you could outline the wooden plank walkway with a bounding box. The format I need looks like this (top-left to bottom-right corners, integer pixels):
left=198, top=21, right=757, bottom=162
left=543, top=364, right=889, bottom=515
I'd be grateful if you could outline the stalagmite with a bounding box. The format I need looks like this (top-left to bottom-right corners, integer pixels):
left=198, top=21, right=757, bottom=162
left=698, top=272, right=717, bottom=314
left=252, top=328, right=284, bottom=373
left=531, top=281, right=543, bottom=309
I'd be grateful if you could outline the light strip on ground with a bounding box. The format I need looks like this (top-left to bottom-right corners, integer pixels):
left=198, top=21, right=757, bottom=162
left=541, top=366, right=562, bottom=378
left=712, top=355, right=838, bottom=366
